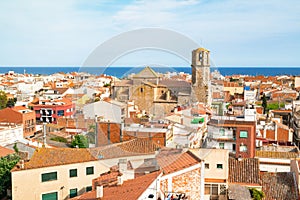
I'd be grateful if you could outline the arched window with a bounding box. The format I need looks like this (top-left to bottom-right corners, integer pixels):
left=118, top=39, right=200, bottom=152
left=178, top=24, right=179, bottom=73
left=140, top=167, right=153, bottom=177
left=198, top=52, right=203, bottom=61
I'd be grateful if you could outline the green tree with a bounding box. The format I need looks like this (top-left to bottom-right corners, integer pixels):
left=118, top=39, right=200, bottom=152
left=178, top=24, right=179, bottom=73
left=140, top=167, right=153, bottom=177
left=0, top=154, right=20, bottom=198
left=262, top=94, right=267, bottom=114
left=0, top=91, right=7, bottom=110
left=13, top=143, right=19, bottom=153
left=71, top=135, right=89, bottom=148
left=249, top=188, right=265, bottom=200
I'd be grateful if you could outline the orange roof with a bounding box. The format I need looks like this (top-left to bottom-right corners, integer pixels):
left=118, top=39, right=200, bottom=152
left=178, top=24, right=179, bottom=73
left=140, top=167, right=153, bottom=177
left=89, top=138, right=162, bottom=160
left=0, top=108, right=22, bottom=123
left=12, top=106, right=31, bottom=112
left=0, top=146, right=15, bottom=157
left=71, top=171, right=161, bottom=200
left=13, top=148, right=97, bottom=171
left=157, top=150, right=200, bottom=175
left=92, top=169, right=122, bottom=188
left=224, top=82, right=240, bottom=87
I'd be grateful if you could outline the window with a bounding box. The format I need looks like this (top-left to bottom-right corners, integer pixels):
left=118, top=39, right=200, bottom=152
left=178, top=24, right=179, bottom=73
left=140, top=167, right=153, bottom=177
left=217, top=164, right=223, bottom=169
left=42, top=192, right=58, bottom=200
left=219, top=143, right=224, bottom=149
left=198, top=52, right=203, bottom=61
left=86, top=186, right=92, bottom=192
left=212, top=184, right=218, bottom=195
left=140, top=87, right=143, bottom=93
left=240, top=144, right=248, bottom=152
left=205, top=184, right=227, bottom=196
left=41, top=172, right=57, bottom=182
left=57, top=110, right=64, bottom=116
left=86, top=166, right=94, bottom=175
left=233, top=130, right=236, bottom=140
left=240, top=130, right=248, bottom=138
left=219, top=128, right=225, bottom=136
left=205, top=163, right=209, bottom=169
left=69, top=188, right=78, bottom=198
left=232, top=144, right=236, bottom=151
left=69, top=169, right=77, bottom=178
left=205, top=184, right=210, bottom=195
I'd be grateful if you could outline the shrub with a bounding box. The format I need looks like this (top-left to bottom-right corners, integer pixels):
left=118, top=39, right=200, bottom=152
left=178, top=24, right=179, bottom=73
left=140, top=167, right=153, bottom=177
left=50, top=136, right=68, bottom=143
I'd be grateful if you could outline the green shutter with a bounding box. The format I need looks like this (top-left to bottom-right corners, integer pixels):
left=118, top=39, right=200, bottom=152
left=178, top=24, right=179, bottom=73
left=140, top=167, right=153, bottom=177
left=42, top=192, right=58, bottom=200
left=41, top=172, right=57, bottom=182
left=86, top=166, right=94, bottom=175
left=70, top=188, right=78, bottom=198
left=69, top=169, right=77, bottom=177
left=86, top=186, right=92, bottom=192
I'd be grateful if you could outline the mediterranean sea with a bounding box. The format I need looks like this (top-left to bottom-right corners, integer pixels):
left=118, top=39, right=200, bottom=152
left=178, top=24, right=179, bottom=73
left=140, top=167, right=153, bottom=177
left=0, top=66, right=299, bottom=78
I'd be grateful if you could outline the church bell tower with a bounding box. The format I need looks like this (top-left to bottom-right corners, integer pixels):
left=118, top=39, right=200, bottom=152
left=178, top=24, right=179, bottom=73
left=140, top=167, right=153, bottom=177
left=191, top=48, right=211, bottom=106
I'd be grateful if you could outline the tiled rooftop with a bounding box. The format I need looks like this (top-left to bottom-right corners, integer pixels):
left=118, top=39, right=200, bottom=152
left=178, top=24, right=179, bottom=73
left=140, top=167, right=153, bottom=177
left=71, top=171, right=161, bottom=200
left=92, top=169, right=122, bottom=189
left=12, top=148, right=97, bottom=171
left=0, top=108, right=23, bottom=123
left=256, top=150, right=298, bottom=159
left=89, top=138, right=161, bottom=159
left=157, top=149, right=201, bottom=175
left=227, top=184, right=252, bottom=200
left=228, top=158, right=260, bottom=185
left=261, top=172, right=299, bottom=200
left=0, top=145, right=15, bottom=157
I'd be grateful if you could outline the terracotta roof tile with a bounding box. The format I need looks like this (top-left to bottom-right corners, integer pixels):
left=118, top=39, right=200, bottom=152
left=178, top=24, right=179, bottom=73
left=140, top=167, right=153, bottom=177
left=92, top=170, right=122, bottom=188
left=227, top=184, right=252, bottom=200
left=89, top=138, right=162, bottom=160
left=256, top=150, right=298, bottom=159
left=71, top=171, right=161, bottom=200
left=228, top=158, right=260, bottom=184
left=157, top=149, right=200, bottom=175
left=261, top=172, right=299, bottom=200
left=13, top=148, right=97, bottom=171
left=0, top=146, right=15, bottom=157
left=0, top=108, right=22, bottom=123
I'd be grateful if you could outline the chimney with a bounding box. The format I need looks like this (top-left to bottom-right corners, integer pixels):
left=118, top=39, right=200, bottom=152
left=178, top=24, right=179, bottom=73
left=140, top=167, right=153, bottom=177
left=42, top=123, right=47, bottom=146
left=166, top=90, right=170, bottom=100
left=118, top=159, right=127, bottom=173
left=96, top=186, right=103, bottom=198
left=117, top=175, right=123, bottom=185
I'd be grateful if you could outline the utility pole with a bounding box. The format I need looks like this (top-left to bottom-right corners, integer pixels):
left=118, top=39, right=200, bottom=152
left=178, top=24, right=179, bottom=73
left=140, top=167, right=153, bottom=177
left=42, top=123, right=47, bottom=147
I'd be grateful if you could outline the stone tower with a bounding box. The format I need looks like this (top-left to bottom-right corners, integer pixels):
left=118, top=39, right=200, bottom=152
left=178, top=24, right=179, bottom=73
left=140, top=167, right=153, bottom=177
left=191, top=48, right=211, bottom=106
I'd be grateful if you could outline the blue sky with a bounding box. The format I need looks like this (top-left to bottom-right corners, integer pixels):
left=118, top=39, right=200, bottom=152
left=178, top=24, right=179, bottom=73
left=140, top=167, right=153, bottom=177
left=0, top=0, right=299, bottom=67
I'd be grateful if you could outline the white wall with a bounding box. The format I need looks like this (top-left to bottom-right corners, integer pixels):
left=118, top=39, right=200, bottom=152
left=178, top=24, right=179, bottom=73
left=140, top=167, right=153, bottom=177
left=258, top=158, right=291, bottom=172
left=0, top=125, right=23, bottom=146
left=83, top=101, right=123, bottom=123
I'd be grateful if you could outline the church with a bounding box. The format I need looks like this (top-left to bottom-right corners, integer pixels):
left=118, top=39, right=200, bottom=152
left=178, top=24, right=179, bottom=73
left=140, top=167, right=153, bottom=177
left=111, top=48, right=211, bottom=118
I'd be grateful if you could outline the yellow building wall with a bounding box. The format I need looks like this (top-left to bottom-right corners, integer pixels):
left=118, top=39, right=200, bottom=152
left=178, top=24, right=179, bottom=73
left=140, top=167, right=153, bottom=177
left=12, top=160, right=109, bottom=200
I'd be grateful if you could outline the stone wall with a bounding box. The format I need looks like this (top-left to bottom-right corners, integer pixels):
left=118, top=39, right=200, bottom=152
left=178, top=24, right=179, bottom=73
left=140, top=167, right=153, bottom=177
left=160, top=168, right=201, bottom=199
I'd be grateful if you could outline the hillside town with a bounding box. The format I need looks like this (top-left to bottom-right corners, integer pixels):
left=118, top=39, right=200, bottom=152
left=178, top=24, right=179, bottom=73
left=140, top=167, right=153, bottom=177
left=1, top=48, right=300, bottom=200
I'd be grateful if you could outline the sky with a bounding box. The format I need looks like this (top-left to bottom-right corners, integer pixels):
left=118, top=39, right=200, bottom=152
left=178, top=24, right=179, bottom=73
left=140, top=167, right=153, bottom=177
left=0, top=0, right=299, bottom=67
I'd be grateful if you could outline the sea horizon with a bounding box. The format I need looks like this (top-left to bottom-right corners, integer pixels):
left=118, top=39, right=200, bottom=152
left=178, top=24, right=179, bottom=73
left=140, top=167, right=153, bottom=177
left=0, top=66, right=299, bottom=78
